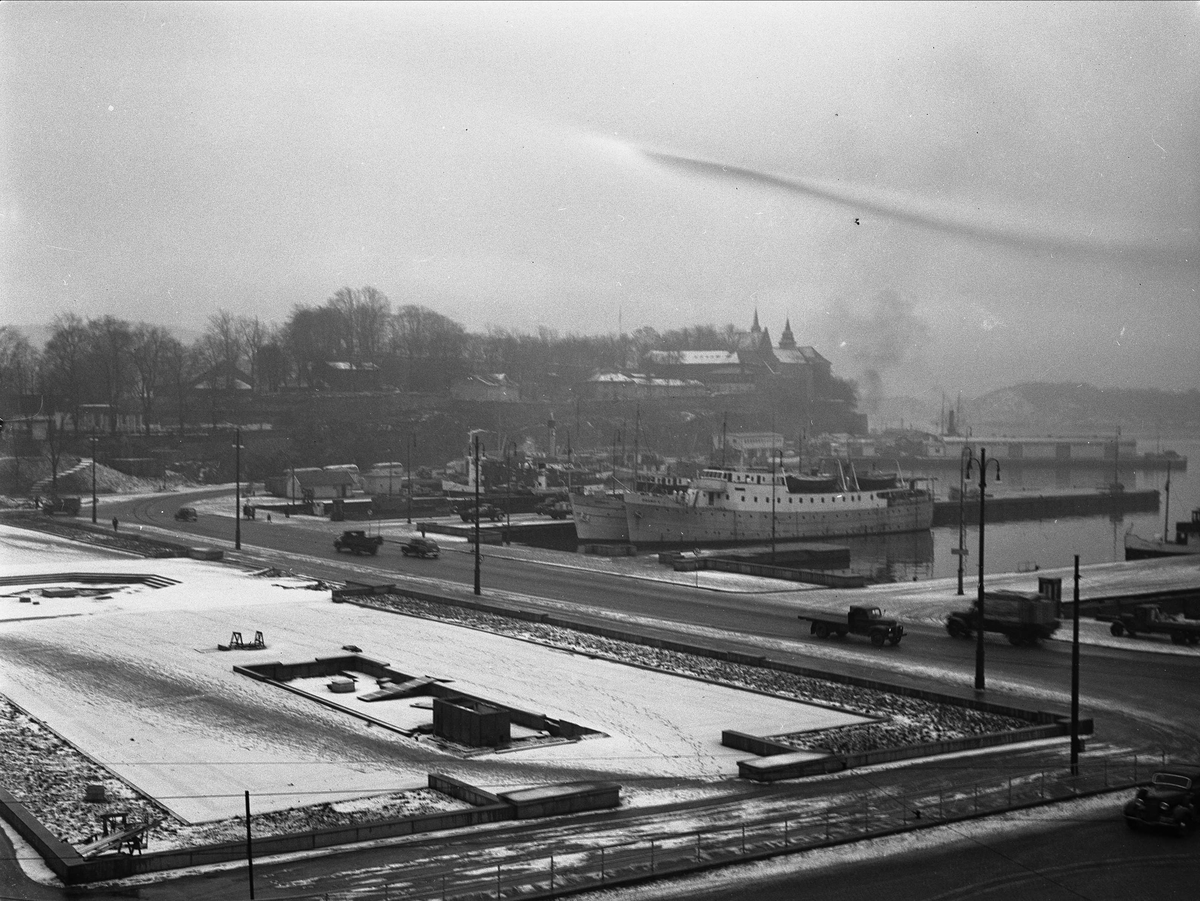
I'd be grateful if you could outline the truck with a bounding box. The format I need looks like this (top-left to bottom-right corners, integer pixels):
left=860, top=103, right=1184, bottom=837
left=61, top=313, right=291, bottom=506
left=946, top=587, right=1061, bottom=646
left=798, top=605, right=905, bottom=647
left=333, top=530, right=383, bottom=556
left=1103, top=604, right=1200, bottom=645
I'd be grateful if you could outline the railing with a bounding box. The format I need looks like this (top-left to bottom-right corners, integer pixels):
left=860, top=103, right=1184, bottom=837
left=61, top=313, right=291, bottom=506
left=256, top=752, right=1162, bottom=901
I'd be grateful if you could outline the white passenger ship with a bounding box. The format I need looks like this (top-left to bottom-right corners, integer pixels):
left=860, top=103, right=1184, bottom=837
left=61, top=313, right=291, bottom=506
left=622, top=465, right=934, bottom=547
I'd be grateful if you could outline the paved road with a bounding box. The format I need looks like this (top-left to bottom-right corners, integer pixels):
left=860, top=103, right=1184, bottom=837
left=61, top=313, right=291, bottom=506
left=115, top=490, right=1200, bottom=758
left=4, top=491, right=1197, bottom=899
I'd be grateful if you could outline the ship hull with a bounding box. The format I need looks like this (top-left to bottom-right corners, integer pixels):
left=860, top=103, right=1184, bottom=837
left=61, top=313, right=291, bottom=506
left=570, top=493, right=630, bottom=543
left=625, top=491, right=933, bottom=547
left=1123, top=534, right=1200, bottom=561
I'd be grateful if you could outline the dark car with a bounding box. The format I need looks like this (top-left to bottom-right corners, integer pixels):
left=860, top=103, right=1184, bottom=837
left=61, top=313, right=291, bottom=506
left=458, top=503, right=503, bottom=523
left=400, top=537, right=440, bottom=558
left=535, top=499, right=571, bottom=519
left=333, top=530, right=383, bottom=555
left=174, top=506, right=198, bottom=522
left=1124, top=767, right=1200, bottom=834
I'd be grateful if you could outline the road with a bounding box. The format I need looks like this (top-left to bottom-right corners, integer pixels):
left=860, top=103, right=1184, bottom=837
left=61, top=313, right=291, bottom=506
left=3, top=490, right=1196, bottom=899
left=117, top=490, right=1200, bottom=758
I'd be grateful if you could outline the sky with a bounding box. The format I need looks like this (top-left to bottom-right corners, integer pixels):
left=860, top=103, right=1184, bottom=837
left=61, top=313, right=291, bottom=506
left=2, top=1, right=1197, bottom=398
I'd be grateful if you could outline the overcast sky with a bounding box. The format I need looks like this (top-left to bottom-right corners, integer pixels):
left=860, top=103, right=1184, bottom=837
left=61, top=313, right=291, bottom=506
left=2, top=1, right=1197, bottom=397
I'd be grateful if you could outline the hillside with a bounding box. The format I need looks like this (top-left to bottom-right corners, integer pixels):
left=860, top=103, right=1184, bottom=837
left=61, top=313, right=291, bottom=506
left=875, top=383, right=1200, bottom=437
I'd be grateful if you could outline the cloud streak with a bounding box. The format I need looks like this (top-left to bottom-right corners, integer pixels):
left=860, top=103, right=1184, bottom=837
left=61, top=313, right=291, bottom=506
left=642, top=149, right=1197, bottom=269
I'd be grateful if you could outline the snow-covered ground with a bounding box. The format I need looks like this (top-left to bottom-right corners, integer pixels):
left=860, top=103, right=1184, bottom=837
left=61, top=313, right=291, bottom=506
left=0, top=523, right=867, bottom=830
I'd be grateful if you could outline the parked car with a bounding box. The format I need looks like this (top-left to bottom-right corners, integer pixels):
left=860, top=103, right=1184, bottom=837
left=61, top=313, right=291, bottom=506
left=400, top=537, right=440, bottom=558
left=1124, top=766, right=1200, bottom=834
left=174, top=506, right=198, bottom=522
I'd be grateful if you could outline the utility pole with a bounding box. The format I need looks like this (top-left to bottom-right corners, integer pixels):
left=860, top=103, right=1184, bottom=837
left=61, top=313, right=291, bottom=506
left=954, top=446, right=971, bottom=595
left=1071, top=555, right=1082, bottom=775
left=473, top=434, right=482, bottom=595
left=244, top=790, right=254, bottom=899
left=234, top=425, right=242, bottom=551
left=771, top=446, right=778, bottom=565
left=90, top=433, right=98, bottom=524
left=407, top=435, right=414, bottom=524
left=966, top=447, right=1000, bottom=691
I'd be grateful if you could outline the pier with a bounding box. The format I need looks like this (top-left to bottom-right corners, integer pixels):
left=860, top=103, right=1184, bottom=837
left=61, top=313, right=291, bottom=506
left=933, top=488, right=1158, bottom=526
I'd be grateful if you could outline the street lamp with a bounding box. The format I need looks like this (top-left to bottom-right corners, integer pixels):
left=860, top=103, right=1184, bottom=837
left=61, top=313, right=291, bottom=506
left=954, top=446, right=972, bottom=595
left=473, top=434, right=482, bottom=595
left=90, top=433, right=98, bottom=524
left=234, top=425, right=243, bottom=550
left=504, top=439, right=517, bottom=546
left=965, top=446, right=1000, bottom=691
left=406, top=435, right=415, bottom=524
left=771, top=446, right=779, bottom=565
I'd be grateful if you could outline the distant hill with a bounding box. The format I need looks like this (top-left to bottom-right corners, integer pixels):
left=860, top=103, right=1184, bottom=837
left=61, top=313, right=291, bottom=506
left=969, top=384, right=1199, bottom=436
left=875, top=383, right=1199, bottom=437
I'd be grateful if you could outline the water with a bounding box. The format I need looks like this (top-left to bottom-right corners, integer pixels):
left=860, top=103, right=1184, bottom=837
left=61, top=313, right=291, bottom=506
left=844, top=437, right=1200, bottom=583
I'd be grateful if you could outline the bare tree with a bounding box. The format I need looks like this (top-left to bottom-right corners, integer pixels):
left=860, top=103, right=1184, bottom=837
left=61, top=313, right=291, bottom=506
left=89, top=315, right=133, bottom=434
left=41, top=313, right=89, bottom=435
left=237, top=315, right=270, bottom=392
left=283, top=304, right=341, bottom=387
left=0, top=326, right=41, bottom=396
left=201, top=310, right=245, bottom=390
left=130, top=325, right=180, bottom=435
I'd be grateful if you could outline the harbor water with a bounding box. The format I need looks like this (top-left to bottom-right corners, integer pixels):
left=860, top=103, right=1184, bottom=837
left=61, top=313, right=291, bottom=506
left=842, top=437, right=1199, bottom=583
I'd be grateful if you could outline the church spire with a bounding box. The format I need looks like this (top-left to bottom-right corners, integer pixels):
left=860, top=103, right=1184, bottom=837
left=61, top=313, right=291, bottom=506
left=751, top=308, right=761, bottom=334
left=779, top=317, right=796, bottom=349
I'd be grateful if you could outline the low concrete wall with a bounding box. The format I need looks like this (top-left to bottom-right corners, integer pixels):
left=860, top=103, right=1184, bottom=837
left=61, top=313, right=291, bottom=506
left=0, top=787, right=82, bottom=882
left=721, top=730, right=798, bottom=757
left=20, top=799, right=515, bottom=885
left=499, top=782, right=622, bottom=819
left=736, top=721, right=1093, bottom=783
left=428, top=773, right=502, bottom=806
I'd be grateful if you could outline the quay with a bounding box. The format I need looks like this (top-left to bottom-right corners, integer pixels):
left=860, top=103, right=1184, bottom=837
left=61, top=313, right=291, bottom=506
left=933, top=487, right=1158, bottom=526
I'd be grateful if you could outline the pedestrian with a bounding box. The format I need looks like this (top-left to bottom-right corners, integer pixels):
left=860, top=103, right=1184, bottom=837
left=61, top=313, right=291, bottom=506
left=267, top=513, right=272, bottom=523
left=112, top=517, right=118, bottom=532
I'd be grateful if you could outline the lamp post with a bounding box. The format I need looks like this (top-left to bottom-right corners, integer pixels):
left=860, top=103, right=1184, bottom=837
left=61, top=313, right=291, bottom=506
left=771, top=447, right=779, bottom=565
left=473, top=434, right=482, bottom=595
left=388, top=448, right=393, bottom=498
left=504, top=440, right=516, bottom=546
left=234, top=425, right=242, bottom=550
left=954, top=446, right=972, bottom=595
left=965, top=446, right=1000, bottom=691
left=406, top=435, right=414, bottom=524
left=90, top=433, right=98, bottom=524
left=1071, top=554, right=1082, bottom=775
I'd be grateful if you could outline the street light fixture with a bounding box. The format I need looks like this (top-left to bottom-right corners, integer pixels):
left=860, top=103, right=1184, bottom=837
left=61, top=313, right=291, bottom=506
left=473, top=434, right=482, bottom=595
left=954, top=446, right=972, bottom=595
left=504, top=439, right=517, bottom=546
left=965, top=446, right=1000, bottom=691
left=90, top=433, right=98, bottom=524
left=234, top=425, right=243, bottom=550
left=407, top=435, right=415, bottom=524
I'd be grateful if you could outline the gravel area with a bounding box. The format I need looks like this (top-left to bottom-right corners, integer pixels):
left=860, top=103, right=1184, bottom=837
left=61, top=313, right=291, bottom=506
left=1, top=580, right=1031, bottom=856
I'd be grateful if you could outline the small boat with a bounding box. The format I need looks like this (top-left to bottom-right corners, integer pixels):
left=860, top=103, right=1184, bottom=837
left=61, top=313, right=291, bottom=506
left=1124, top=508, right=1200, bottom=560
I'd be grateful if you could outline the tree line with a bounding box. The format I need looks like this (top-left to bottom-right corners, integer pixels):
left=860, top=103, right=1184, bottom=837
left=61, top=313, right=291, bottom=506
left=1, top=288, right=826, bottom=436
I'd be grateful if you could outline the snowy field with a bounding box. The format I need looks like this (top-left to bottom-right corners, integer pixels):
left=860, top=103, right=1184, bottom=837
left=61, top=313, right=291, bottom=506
left=0, top=523, right=867, bottom=826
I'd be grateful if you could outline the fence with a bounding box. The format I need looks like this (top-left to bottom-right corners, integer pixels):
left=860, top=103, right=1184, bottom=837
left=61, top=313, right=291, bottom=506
left=243, top=751, right=1162, bottom=901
